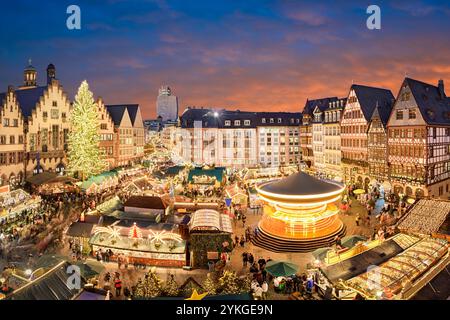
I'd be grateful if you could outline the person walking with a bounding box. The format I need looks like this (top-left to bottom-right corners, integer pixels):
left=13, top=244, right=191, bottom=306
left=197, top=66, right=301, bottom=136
left=355, top=214, right=361, bottom=226
left=114, top=276, right=122, bottom=297
left=242, top=252, right=248, bottom=267
left=261, top=281, right=268, bottom=300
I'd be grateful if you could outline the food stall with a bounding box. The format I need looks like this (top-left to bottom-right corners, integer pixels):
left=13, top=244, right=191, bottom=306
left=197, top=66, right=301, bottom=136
left=341, top=237, right=449, bottom=300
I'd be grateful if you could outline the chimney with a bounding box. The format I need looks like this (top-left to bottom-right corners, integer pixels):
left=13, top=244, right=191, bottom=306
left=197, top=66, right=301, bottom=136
left=438, top=79, right=445, bottom=99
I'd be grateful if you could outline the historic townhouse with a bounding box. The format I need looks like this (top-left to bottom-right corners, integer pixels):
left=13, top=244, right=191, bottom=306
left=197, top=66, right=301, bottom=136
left=0, top=87, right=26, bottom=186
left=106, top=104, right=145, bottom=167
left=12, top=63, right=72, bottom=176
left=367, top=102, right=393, bottom=191
left=125, top=104, right=145, bottom=161
left=300, top=97, right=338, bottom=170
left=312, top=105, right=325, bottom=174
left=256, top=113, right=301, bottom=167
left=323, top=98, right=346, bottom=180
left=97, top=98, right=115, bottom=170
left=341, top=84, right=394, bottom=188
left=176, top=108, right=301, bottom=168
left=387, top=78, right=450, bottom=199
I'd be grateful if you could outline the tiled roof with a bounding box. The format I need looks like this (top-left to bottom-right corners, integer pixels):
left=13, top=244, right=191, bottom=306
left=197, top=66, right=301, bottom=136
left=11, top=86, right=47, bottom=118
left=180, top=108, right=301, bottom=128
left=351, top=84, right=395, bottom=122
left=404, top=78, right=450, bottom=126
left=105, top=105, right=127, bottom=126
left=302, top=97, right=339, bottom=115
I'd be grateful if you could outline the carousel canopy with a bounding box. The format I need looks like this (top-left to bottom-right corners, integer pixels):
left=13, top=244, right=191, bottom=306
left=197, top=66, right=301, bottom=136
left=259, top=172, right=342, bottom=196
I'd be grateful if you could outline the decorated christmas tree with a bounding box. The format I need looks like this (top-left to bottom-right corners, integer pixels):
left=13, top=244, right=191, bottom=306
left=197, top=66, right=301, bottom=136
left=217, top=270, right=241, bottom=294
left=67, top=80, right=107, bottom=180
left=128, top=222, right=143, bottom=239
left=133, top=270, right=163, bottom=298
left=202, top=272, right=218, bottom=295
left=163, top=274, right=180, bottom=297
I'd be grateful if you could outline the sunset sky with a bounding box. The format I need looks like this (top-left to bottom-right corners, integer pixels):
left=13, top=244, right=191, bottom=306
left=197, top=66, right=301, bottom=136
left=0, top=0, right=449, bottom=119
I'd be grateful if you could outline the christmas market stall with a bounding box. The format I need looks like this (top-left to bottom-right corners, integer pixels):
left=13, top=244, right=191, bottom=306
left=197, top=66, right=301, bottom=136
left=123, top=177, right=153, bottom=196
left=0, top=189, right=41, bottom=223
left=340, top=237, right=449, bottom=300
left=80, top=171, right=119, bottom=195
left=188, top=167, right=226, bottom=188
left=397, top=199, right=450, bottom=236
left=4, top=261, right=86, bottom=300
left=225, top=184, right=248, bottom=207
left=188, top=209, right=233, bottom=268
left=89, top=222, right=187, bottom=267
left=123, top=196, right=169, bottom=217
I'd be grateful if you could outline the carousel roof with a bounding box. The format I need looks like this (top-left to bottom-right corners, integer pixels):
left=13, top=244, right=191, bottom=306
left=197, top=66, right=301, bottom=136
left=259, top=172, right=342, bottom=196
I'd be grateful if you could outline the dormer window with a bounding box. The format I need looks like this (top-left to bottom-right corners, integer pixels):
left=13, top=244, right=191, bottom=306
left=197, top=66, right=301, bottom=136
left=270, top=118, right=274, bottom=123
left=234, top=120, right=241, bottom=126
left=244, top=120, right=250, bottom=126
left=290, top=118, right=294, bottom=124
left=278, top=118, right=282, bottom=123
left=224, top=120, right=231, bottom=126
left=262, top=118, right=266, bottom=123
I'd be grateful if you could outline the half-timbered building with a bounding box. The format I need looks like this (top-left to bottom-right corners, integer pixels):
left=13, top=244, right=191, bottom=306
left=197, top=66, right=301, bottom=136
left=387, top=77, right=450, bottom=199
left=341, top=84, right=394, bottom=188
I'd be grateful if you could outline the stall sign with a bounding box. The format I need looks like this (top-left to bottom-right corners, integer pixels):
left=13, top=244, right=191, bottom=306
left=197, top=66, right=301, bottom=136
left=207, top=252, right=219, bottom=260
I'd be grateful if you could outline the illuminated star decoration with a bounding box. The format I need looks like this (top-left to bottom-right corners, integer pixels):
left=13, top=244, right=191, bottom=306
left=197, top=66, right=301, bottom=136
left=185, top=289, right=207, bottom=300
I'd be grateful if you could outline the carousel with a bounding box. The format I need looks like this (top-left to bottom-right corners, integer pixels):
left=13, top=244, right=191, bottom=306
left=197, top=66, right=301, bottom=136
left=252, top=172, right=346, bottom=252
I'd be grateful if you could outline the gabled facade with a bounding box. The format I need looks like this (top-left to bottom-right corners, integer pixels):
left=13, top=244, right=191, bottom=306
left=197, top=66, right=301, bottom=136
left=368, top=105, right=391, bottom=185
left=6, top=63, right=73, bottom=177
left=106, top=105, right=134, bottom=167
left=340, top=84, right=394, bottom=188
left=0, top=87, right=25, bottom=186
left=387, top=78, right=450, bottom=199
left=97, top=97, right=115, bottom=170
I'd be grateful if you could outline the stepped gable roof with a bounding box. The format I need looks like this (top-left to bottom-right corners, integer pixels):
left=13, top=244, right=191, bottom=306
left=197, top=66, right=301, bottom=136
left=259, top=172, right=343, bottom=196
left=351, top=84, right=394, bottom=122
left=404, top=77, right=450, bottom=126
left=11, top=86, right=48, bottom=118
left=303, top=97, right=339, bottom=115
left=0, top=92, right=6, bottom=106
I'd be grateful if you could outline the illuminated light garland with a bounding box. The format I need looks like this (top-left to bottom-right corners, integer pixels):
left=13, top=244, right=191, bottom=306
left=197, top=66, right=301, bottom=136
left=147, top=230, right=183, bottom=244
left=93, top=226, right=121, bottom=240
